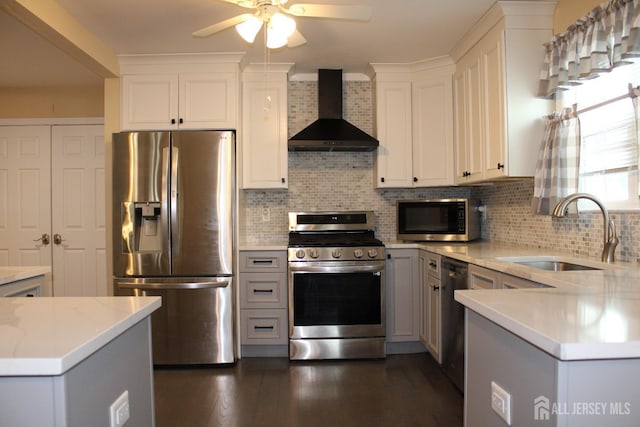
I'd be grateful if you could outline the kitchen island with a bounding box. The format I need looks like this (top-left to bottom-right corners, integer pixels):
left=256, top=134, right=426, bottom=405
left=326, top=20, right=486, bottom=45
left=385, top=241, right=640, bottom=427
left=0, top=265, right=51, bottom=296
left=0, top=296, right=161, bottom=427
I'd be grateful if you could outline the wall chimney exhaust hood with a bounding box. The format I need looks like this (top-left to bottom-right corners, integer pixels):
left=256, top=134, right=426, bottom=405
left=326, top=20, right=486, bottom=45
left=288, top=69, right=379, bottom=152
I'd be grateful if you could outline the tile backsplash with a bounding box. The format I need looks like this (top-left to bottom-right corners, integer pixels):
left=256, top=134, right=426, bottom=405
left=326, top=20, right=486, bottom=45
left=240, top=78, right=640, bottom=264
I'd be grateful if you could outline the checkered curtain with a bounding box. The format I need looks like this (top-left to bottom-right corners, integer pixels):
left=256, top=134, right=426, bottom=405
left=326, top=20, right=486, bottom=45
left=531, top=109, right=581, bottom=215
left=538, top=0, right=640, bottom=98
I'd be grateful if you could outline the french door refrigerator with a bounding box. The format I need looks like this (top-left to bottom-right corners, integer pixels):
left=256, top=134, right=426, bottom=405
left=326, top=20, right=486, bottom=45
left=112, top=130, right=235, bottom=365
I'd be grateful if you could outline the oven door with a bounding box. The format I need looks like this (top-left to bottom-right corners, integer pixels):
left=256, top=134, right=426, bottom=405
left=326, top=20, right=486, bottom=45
left=288, top=261, right=385, bottom=339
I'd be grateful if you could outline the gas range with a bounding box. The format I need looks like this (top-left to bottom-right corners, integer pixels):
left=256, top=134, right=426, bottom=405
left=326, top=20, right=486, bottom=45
left=287, top=211, right=385, bottom=262
left=287, top=210, right=386, bottom=360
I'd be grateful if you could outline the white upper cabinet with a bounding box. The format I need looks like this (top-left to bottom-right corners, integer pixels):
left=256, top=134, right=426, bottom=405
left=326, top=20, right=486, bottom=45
left=372, top=60, right=455, bottom=188
left=241, top=64, right=292, bottom=189
left=451, top=1, right=554, bottom=184
left=119, top=54, right=242, bottom=131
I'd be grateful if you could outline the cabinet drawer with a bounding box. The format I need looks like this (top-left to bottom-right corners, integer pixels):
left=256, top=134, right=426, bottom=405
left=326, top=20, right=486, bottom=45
left=240, top=251, right=287, bottom=272
left=240, top=309, right=288, bottom=345
left=239, top=273, right=287, bottom=308
left=426, top=252, right=441, bottom=277
left=0, top=277, right=42, bottom=297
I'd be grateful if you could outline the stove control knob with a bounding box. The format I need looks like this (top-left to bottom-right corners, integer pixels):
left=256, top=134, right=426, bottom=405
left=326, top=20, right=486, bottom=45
left=332, top=249, right=343, bottom=259
left=309, top=249, right=320, bottom=259
left=353, top=248, right=364, bottom=259
left=368, top=249, right=379, bottom=259
left=295, top=249, right=306, bottom=259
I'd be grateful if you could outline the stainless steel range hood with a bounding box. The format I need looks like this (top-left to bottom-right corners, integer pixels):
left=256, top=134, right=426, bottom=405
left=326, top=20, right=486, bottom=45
left=288, top=69, right=379, bottom=152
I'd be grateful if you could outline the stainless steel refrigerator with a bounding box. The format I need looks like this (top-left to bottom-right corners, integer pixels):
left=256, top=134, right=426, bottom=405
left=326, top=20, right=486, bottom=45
left=112, top=130, right=235, bottom=365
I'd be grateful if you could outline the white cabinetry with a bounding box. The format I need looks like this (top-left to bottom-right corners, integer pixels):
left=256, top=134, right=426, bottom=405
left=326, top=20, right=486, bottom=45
left=119, top=54, right=242, bottom=131
left=239, top=250, right=288, bottom=356
left=0, top=276, right=43, bottom=297
left=468, top=264, right=499, bottom=289
left=241, top=64, right=292, bottom=189
left=469, top=264, right=549, bottom=289
left=420, top=250, right=442, bottom=363
left=451, top=1, right=554, bottom=184
left=386, top=249, right=420, bottom=343
left=499, top=273, right=548, bottom=289
left=372, top=59, right=455, bottom=188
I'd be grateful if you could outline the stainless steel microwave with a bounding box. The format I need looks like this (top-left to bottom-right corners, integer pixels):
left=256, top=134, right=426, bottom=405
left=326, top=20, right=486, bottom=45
left=397, top=198, right=480, bottom=242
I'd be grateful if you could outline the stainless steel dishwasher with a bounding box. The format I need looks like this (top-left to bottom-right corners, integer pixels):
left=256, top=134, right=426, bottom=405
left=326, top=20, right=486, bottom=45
left=441, top=257, right=468, bottom=392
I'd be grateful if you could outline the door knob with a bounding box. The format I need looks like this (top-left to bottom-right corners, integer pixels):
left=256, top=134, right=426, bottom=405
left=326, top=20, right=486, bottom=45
left=33, top=233, right=50, bottom=245
left=53, top=233, right=65, bottom=245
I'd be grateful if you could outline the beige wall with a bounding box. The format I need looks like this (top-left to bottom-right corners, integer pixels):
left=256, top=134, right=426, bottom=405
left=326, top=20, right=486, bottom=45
left=554, top=0, right=601, bottom=33
left=0, top=85, right=103, bottom=118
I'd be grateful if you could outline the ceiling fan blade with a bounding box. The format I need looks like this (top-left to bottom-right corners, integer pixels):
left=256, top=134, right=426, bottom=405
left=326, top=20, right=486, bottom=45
left=287, top=30, right=307, bottom=47
left=218, top=0, right=256, bottom=8
left=285, top=4, right=372, bottom=21
left=192, top=14, right=255, bottom=38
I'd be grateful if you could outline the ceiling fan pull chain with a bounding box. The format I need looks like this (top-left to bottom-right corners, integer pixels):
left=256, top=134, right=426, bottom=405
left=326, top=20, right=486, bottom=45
left=263, top=27, right=272, bottom=114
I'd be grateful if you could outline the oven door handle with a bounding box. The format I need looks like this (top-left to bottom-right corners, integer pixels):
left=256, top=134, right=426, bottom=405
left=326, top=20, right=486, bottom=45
left=288, top=262, right=385, bottom=274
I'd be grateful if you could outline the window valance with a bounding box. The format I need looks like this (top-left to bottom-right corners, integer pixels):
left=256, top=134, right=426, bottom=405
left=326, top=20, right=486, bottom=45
left=538, top=0, right=640, bottom=98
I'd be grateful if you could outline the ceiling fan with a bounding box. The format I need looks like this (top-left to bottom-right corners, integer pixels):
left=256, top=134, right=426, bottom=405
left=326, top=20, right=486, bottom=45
left=192, top=0, right=372, bottom=49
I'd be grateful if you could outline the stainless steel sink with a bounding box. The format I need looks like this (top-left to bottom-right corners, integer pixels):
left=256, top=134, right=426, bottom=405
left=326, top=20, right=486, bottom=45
left=512, top=260, right=602, bottom=271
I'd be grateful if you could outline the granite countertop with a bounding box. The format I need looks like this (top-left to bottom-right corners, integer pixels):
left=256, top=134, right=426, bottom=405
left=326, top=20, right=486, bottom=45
left=388, top=240, right=640, bottom=361
left=0, top=266, right=51, bottom=286
left=0, top=296, right=161, bottom=376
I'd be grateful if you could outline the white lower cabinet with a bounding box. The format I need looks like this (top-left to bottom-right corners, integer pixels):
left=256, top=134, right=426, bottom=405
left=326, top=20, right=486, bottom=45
left=423, top=251, right=442, bottom=363
left=470, top=264, right=549, bottom=289
left=386, top=249, right=420, bottom=344
left=469, top=264, right=499, bottom=289
left=0, top=276, right=43, bottom=297
left=239, top=250, right=288, bottom=356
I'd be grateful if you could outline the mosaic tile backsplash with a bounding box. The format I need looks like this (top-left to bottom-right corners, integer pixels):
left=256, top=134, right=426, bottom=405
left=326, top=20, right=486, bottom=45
left=240, top=79, right=640, bottom=264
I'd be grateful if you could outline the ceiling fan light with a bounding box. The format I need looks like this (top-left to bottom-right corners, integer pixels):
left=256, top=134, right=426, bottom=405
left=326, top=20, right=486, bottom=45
left=271, top=13, right=296, bottom=38
left=266, top=13, right=296, bottom=48
left=236, top=16, right=263, bottom=43
left=266, top=28, right=288, bottom=49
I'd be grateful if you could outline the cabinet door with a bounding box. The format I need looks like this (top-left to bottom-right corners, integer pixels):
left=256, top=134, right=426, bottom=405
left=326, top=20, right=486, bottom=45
left=179, top=72, right=237, bottom=129
left=121, top=74, right=179, bottom=130
left=427, top=273, right=441, bottom=363
left=453, top=70, right=470, bottom=184
left=412, top=77, right=454, bottom=186
left=500, top=273, right=548, bottom=289
left=374, top=81, right=413, bottom=188
left=241, top=79, right=288, bottom=189
left=418, top=252, right=429, bottom=346
left=466, top=56, right=485, bottom=182
left=481, top=28, right=507, bottom=180
left=453, top=56, right=484, bottom=183
left=468, top=264, right=498, bottom=289
left=386, top=249, right=420, bottom=342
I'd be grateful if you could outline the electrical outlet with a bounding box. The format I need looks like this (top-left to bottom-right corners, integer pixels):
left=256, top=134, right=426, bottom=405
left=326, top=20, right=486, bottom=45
left=261, top=207, right=270, bottom=222
left=491, top=381, right=512, bottom=425
left=109, top=390, right=130, bottom=427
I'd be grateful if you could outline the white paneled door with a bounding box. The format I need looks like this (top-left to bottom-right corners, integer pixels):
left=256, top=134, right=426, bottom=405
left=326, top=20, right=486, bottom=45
left=0, top=126, right=51, bottom=266
left=51, top=125, right=106, bottom=296
left=0, top=124, right=106, bottom=296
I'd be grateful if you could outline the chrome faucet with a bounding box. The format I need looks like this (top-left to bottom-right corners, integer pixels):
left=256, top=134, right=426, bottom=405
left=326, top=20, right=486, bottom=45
left=552, top=193, right=619, bottom=263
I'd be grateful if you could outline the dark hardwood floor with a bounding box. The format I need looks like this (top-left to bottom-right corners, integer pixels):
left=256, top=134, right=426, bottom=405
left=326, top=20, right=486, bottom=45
left=154, top=353, right=463, bottom=427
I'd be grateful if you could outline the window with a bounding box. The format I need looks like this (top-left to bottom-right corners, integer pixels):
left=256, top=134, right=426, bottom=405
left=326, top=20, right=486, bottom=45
left=558, top=62, right=640, bottom=211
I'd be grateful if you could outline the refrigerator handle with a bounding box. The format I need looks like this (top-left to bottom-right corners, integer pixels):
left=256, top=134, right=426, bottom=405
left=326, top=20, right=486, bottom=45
left=117, top=279, right=231, bottom=290
left=170, top=145, right=179, bottom=255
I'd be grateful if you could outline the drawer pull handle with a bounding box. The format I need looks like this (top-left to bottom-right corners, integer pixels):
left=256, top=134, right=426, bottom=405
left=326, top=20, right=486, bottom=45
left=252, top=259, right=274, bottom=264
left=253, top=289, right=274, bottom=294
left=254, top=325, right=274, bottom=330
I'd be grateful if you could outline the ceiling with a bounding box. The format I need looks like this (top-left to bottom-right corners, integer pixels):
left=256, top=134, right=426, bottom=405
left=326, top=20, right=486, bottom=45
left=1, top=0, right=510, bottom=87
